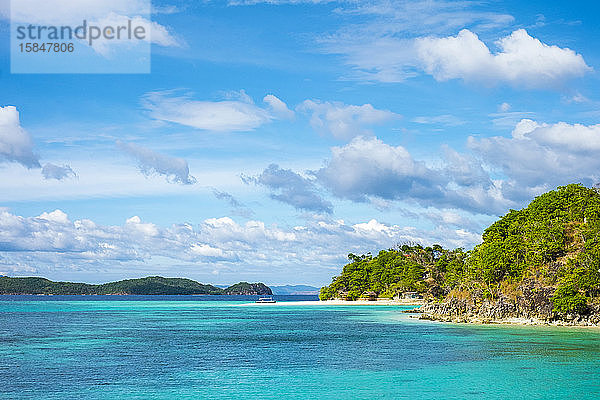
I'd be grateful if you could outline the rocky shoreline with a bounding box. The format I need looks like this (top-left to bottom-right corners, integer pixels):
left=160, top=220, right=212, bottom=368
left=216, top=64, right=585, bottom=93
left=416, top=297, right=600, bottom=327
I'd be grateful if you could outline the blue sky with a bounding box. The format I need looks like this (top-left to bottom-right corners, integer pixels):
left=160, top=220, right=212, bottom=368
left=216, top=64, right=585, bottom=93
left=1, top=0, right=599, bottom=286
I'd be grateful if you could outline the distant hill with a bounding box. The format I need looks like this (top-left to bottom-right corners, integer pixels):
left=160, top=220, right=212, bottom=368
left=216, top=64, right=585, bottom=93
left=0, top=276, right=271, bottom=296
left=271, top=285, right=320, bottom=295
left=222, top=282, right=272, bottom=295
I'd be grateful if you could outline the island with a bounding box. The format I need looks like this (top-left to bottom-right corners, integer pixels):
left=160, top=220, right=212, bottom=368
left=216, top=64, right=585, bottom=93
left=0, top=276, right=273, bottom=296
left=320, top=184, right=600, bottom=326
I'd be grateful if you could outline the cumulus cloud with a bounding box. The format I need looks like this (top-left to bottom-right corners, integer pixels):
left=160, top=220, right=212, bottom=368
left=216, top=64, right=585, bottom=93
left=316, top=136, right=433, bottom=202
left=263, top=94, right=295, bottom=119
left=125, top=215, right=159, bottom=237
left=313, top=136, right=509, bottom=214
left=416, top=29, right=591, bottom=88
left=190, top=243, right=229, bottom=259
left=245, top=164, right=333, bottom=214
left=0, top=209, right=482, bottom=279
left=512, top=119, right=600, bottom=152
left=248, top=122, right=600, bottom=217
left=318, top=0, right=514, bottom=82
left=305, top=119, right=600, bottom=215
left=468, top=119, right=600, bottom=195
left=317, top=2, right=588, bottom=88
left=441, top=146, right=491, bottom=188
left=0, top=106, right=76, bottom=180
left=117, top=141, right=196, bottom=185
left=41, top=163, right=77, bottom=180
left=142, top=90, right=290, bottom=132
left=297, top=100, right=399, bottom=139
left=0, top=106, right=40, bottom=168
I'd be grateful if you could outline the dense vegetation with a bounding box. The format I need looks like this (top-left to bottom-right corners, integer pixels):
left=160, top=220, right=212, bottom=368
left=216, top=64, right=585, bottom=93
left=320, top=184, right=600, bottom=315
left=223, top=282, right=272, bottom=295
left=0, top=276, right=272, bottom=296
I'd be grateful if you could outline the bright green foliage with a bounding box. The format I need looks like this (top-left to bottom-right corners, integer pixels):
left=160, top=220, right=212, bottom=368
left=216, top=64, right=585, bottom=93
left=321, top=184, right=600, bottom=315
left=468, top=184, right=600, bottom=301
left=552, top=277, right=588, bottom=314
left=319, top=245, right=466, bottom=300
left=469, top=184, right=600, bottom=287
left=96, top=276, right=224, bottom=295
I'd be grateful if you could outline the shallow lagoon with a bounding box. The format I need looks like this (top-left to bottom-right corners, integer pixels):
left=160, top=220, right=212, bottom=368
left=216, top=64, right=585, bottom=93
left=1, top=295, right=598, bottom=399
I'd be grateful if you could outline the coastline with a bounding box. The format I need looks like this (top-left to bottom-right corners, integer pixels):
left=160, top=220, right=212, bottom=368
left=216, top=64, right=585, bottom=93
left=415, top=313, right=600, bottom=328
left=243, top=299, right=425, bottom=306
left=416, top=298, right=600, bottom=327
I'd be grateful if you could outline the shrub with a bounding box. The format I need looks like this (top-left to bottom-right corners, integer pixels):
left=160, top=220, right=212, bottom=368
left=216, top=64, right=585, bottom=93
left=552, top=281, right=588, bottom=314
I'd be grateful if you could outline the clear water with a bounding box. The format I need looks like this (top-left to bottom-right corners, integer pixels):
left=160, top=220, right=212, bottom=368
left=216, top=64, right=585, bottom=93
left=1, top=295, right=598, bottom=399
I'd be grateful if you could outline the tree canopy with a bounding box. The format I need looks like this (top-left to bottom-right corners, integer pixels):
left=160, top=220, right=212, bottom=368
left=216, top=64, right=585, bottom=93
left=320, top=184, right=600, bottom=315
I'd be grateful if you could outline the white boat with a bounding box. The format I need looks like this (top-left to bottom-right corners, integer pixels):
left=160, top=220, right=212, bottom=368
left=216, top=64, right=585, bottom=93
left=255, top=296, right=276, bottom=303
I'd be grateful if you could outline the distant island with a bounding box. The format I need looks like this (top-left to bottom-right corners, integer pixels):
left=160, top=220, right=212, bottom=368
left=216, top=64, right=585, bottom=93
left=320, top=184, right=600, bottom=326
left=0, top=276, right=272, bottom=296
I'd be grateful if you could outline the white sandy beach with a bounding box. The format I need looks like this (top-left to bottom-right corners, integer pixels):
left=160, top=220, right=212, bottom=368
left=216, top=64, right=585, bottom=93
left=242, top=299, right=424, bottom=306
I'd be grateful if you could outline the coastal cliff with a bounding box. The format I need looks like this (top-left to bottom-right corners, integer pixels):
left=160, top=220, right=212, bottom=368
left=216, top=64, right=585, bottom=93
left=419, top=291, right=600, bottom=326
left=320, top=184, right=600, bottom=326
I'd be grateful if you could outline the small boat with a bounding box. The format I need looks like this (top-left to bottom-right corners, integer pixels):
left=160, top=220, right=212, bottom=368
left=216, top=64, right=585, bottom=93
left=255, top=296, right=276, bottom=303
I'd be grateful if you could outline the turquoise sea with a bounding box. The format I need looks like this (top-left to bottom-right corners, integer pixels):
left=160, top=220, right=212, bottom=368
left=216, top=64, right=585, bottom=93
left=1, top=295, right=599, bottom=400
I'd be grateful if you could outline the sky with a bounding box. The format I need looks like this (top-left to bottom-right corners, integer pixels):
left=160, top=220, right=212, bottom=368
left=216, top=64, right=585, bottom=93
left=0, top=0, right=599, bottom=286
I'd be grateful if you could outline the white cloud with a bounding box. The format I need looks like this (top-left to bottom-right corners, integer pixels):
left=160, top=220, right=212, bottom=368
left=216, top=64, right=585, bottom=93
left=142, top=90, right=287, bottom=132
left=488, top=110, right=535, bottom=129
left=468, top=120, right=600, bottom=192
left=39, top=209, right=70, bottom=224
left=511, top=119, right=600, bottom=152
left=41, top=163, right=77, bottom=180
left=263, top=94, right=295, bottom=119
left=0, top=158, right=240, bottom=202
left=0, top=209, right=482, bottom=280
left=117, top=140, right=196, bottom=185
left=316, top=136, right=431, bottom=202
left=309, top=121, right=600, bottom=215
left=321, top=36, right=419, bottom=83
left=313, top=136, right=509, bottom=214
left=89, top=13, right=181, bottom=56
left=0, top=107, right=77, bottom=181
left=416, top=29, right=591, bottom=88
left=318, top=0, right=515, bottom=82
left=0, top=106, right=40, bottom=168
left=499, top=102, right=511, bottom=112
left=412, top=114, right=464, bottom=126
left=190, top=243, right=227, bottom=258
left=565, top=92, right=589, bottom=104
left=245, top=164, right=333, bottom=214
left=125, top=216, right=159, bottom=237
left=297, top=100, right=399, bottom=139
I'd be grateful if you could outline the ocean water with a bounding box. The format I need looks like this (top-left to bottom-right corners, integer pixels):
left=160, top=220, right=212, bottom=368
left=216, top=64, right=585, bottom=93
left=0, top=295, right=598, bottom=400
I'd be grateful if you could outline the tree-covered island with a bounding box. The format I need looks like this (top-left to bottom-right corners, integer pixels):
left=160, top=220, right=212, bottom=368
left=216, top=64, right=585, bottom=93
left=0, top=276, right=273, bottom=296
left=320, top=184, right=600, bottom=325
